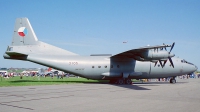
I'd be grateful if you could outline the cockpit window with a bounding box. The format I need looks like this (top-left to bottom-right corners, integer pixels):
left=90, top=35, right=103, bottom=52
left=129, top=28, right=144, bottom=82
left=181, top=59, right=194, bottom=65
left=186, top=61, right=194, bottom=65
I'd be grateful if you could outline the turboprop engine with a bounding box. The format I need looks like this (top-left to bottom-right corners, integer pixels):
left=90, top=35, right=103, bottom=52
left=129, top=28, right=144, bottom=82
left=137, top=42, right=176, bottom=68
left=141, top=50, right=175, bottom=60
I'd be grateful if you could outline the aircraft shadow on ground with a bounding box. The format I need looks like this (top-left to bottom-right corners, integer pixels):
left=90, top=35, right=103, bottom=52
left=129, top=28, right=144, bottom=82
left=9, top=80, right=151, bottom=90
left=112, top=84, right=152, bottom=90
left=9, top=80, right=108, bottom=83
left=9, top=80, right=187, bottom=90
left=106, top=81, right=188, bottom=90
left=134, top=82, right=188, bottom=84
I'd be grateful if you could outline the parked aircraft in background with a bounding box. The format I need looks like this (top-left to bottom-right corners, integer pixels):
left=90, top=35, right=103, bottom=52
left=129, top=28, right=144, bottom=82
left=3, top=18, right=198, bottom=84
left=46, top=67, right=64, bottom=75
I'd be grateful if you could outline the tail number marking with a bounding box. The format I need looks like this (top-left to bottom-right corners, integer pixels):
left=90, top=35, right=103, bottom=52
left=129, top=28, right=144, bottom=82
left=69, top=62, right=78, bottom=65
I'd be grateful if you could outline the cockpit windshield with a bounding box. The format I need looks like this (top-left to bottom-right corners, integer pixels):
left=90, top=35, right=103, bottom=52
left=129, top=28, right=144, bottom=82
left=181, top=59, right=194, bottom=65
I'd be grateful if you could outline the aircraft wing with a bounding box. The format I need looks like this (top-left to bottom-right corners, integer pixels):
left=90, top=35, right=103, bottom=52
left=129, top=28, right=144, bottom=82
left=111, top=44, right=171, bottom=59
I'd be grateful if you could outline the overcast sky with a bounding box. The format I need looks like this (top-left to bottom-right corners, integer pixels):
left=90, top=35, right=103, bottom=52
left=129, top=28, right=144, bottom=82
left=0, top=0, right=199, bottom=69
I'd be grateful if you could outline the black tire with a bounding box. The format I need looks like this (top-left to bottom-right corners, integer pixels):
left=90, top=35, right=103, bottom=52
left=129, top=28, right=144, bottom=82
left=170, top=79, right=176, bottom=84
left=171, top=79, right=176, bottom=83
left=125, top=79, right=132, bottom=84
left=118, top=79, right=124, bottom=84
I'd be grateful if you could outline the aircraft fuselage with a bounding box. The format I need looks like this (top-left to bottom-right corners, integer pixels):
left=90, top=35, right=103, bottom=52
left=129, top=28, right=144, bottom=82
left=25, top=55, right=197, bottom=80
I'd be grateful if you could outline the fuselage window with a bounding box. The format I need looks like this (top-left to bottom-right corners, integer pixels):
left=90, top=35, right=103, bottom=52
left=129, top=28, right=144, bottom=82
left=117, top=65, right=120, bottom=68
left=111, top=65, right=113, bottom=68
left=104, top=66, right=107, bottom=68
left=98, top=66, right=101, bottom=68
left=92, top=66, right=94, bottom=68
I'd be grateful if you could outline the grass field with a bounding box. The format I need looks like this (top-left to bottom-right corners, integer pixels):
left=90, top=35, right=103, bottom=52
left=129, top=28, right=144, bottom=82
left=0, top=76, right=109, bottom=87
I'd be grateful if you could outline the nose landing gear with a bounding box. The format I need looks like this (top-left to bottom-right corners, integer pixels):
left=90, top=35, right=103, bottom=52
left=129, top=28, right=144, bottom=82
left=169, top=77, right=176, bottom=84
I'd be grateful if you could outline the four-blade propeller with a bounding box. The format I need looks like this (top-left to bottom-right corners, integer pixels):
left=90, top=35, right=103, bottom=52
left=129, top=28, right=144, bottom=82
left=155, top=42, right=175, bottom=68
left=168, top=42, right=175, bottom=68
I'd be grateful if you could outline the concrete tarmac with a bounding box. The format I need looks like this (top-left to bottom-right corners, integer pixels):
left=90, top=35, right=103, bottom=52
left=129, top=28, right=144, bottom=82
left=0, top=78, right=200, bottom=112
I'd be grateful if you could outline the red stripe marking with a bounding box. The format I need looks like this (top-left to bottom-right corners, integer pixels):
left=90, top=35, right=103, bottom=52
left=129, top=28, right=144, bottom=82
left=18, top=32, right=25, bottom=37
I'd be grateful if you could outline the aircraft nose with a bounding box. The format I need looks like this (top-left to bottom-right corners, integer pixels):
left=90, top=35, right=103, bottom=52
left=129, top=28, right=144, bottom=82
left=195, top=65, right=198, bottom=71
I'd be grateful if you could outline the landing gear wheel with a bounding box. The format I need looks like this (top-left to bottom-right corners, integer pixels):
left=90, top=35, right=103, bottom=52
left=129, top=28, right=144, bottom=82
left=117, top=79, right=124, bottom=84
left=125, top=79, right=132, bottom=84
left=170, top=77, right=176, bottom=84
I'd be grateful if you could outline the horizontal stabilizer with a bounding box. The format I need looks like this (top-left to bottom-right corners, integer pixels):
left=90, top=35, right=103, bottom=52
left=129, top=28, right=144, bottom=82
left=3, top=52, right=27, bottom=60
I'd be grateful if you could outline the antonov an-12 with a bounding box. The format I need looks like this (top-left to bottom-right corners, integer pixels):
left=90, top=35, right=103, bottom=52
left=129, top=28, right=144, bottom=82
left=3, top=18, right=198, bottom=84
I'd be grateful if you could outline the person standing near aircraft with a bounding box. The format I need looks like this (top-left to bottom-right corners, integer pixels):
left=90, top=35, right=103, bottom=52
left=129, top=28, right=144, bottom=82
left=60, top=72, right=63, bottom=79
left=57, top=73, right=59, bottom=79
left=20, top=73, right=23, bottom=79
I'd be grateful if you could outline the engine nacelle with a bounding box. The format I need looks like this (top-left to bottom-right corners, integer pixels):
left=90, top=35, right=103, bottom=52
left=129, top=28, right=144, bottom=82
left=140, top=50, right=175, bottom=61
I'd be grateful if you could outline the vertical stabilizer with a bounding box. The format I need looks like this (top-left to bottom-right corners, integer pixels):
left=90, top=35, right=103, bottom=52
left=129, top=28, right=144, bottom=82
left=12, top=18, right=38, bottom=46
left=4, top=17, right=78, bottom=61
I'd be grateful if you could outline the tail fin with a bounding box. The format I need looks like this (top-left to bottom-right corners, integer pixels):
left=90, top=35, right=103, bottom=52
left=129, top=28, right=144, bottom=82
left=12, top=18, right=38, bottom=46
left=4, top=18, right=77, bottom=60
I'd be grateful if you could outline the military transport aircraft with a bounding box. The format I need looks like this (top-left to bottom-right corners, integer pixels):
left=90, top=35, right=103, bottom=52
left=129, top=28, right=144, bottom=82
left=3, top=18, right=198, bottom=84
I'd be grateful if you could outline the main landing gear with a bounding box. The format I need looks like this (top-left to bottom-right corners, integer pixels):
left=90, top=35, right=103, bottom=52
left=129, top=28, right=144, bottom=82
left=169, top=77, right=176, bottom=84
left=109, top=78, right=132, bottom=85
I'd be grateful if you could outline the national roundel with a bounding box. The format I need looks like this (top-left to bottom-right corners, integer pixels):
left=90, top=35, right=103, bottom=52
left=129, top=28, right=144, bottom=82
left=18, top=27, right=28, bottom=37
